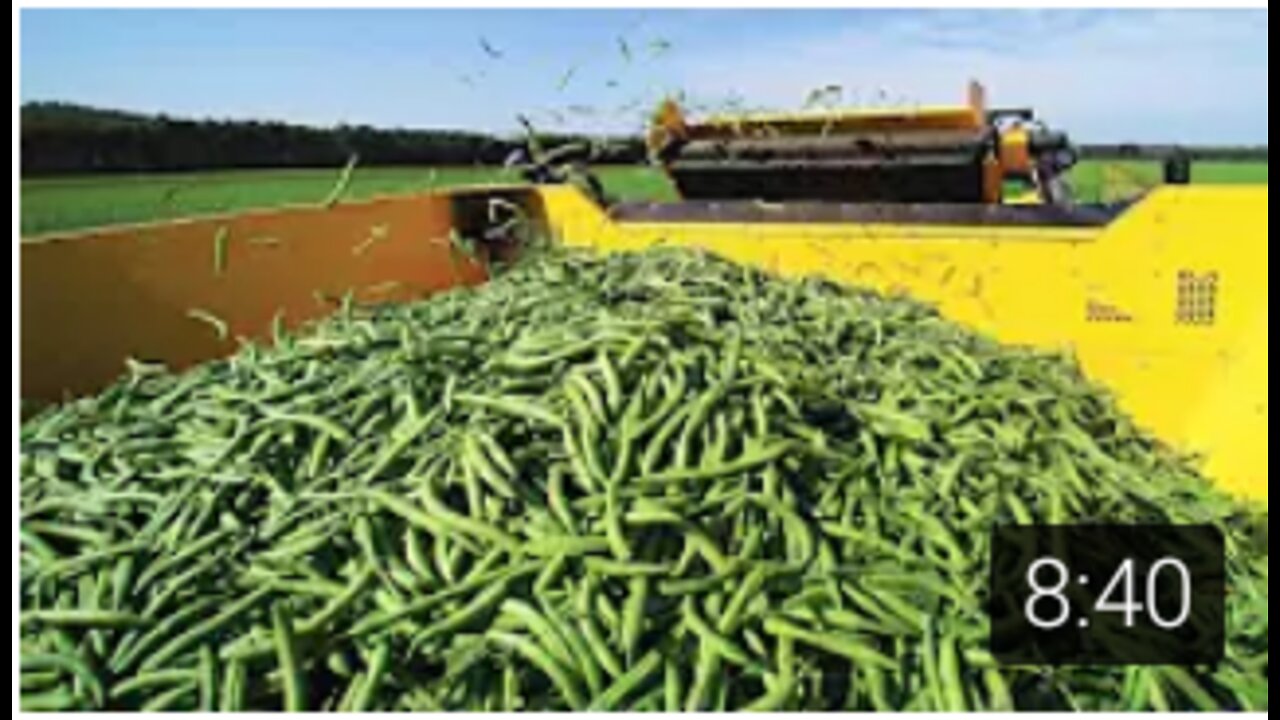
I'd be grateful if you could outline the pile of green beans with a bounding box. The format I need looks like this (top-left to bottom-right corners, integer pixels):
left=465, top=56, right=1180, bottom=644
left=20, top=247, right=1267, bottom=711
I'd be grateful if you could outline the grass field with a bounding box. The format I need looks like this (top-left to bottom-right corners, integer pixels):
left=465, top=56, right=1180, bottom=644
left=21, top=161, right=1267, bottom=237
left=1067, top=161, right=1268, bottom=202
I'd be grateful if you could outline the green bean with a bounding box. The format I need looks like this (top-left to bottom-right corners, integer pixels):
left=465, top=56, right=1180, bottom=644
left=719, top=565, right=768, bottom=634
left=603, top=480, right=632, bottom=561
left=579, top=612, right=625, bottom=680
left=359, top=411, right=439, bottom=484
left=853, top=403, right=932, bottom=443
left=36, top=541, right=148, bottom=583
left=634, top=364, right=687, bottom=441
left=463, top=432, right=518, bottom=499
left=938, top=632, right=969, bottom=712
left=743, top=679, right=795, bottom=712
left=403, top=527, right=437, bottom=585
left=113, top=597, right=220, bottom=673
left=534, top=553, right=569, bottom=597
left=22, top=688, right=81, bottom=712
left=1157, top=667, right=1222, bottom=712
left=25, top=521, right=112, bottom=548
left=349, top=562, right=537, bottom=640
left=211, top=227, right=230, bottom=275
left=597, top=351, right=624, bottom=415
left=861, top=664, right=895, bottom=712
left=134, top=530, right=232, bottom=593
left=781, top=606, right=899, bottom=637
left=361, top=489, right=461, bottom=549
left=141, top=587, right=273, bottom=672
left=684, top=642, right=723, bottom=712
left=547, top=466, right=578, bottom=534
left=762, top=617, right=896, bottom=671
left=620, top=576, right=649, bottom=662
left=297, top=566, right=377, bottom=636
left=681, top=597, right=761, bottom=671
left=663, top=658, right=685, bottom=712
left=197, top=645, right=218, bottom=712
left=568, top=371, right=609, bottom=427
left=23, top=652, right=105, bottom=708
left=454, top=393, right=565, bottom=429
left=748, top=493, right=815, bottom=567
left=261, top=409, right=353, bottom=445
left=350, top=641, right=392, bottom=712
left=21, top=670, right=61, bottom=694
left=499, top=661, right=520, bottom=711
left=499, top=334, right=620, bottom=374
left=248, top=572, right=344, bottom=601
left=19, top=528, right=60, bottom=564
left=141, top=680, right=197, bottom=712
left=584, top=558, right=672, bottom=578
left=488, top=631, right=587, bottom=711
left=524, top=535, right=611, bottom=558
left=109, top=555, right=138, bottom=612
left=1147, top=668, right=1173, bottom=712
left=984, top=668, right=1014, bottom=712
left=142, top=551, right=234, bottom=620
left=220, top=658, right=247, bottom=712
left=413, top=486, right=519, bottom=550
left=544, top=599, right=604, bottom=696
left=188, top=308, right=229, bottom=341
left=640, top=404, right=695, bottom=474
left=589, top=648, right=664, bottom=711
left=841, top=584, right=924, bottom=635
left=21, top=610, right=147, bottom=630
left=408, top=581, right=506, bottom=652
left=638, top=442, right=797, bottom=486
left=499, top=599, right=578, bottom=673
left=687, top=529, right=734, bottom=573
left=270, top=603, right=306, bottom=711
left=562, top=427, right=601, bottom=495
left=920, top=617, right=944, bottom=712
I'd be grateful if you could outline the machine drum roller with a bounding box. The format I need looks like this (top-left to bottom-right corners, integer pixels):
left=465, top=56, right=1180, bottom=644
left=650, top=82, right=1080, bottom=206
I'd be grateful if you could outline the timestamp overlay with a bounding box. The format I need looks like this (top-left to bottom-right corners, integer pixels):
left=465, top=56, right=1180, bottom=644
left=990, top=525, right=1226, bottom=666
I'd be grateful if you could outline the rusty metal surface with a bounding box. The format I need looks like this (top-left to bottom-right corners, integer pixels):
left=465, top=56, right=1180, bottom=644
left=21, top=194, right=487, bottom=403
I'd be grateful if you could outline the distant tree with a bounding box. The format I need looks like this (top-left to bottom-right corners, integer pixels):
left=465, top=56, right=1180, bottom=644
left=24, top=101, right=1257, bottom=176
left=21, top=102, right=545, bottom=175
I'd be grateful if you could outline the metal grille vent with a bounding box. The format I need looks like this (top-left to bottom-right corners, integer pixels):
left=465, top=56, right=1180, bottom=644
left=1176, top=271, right=1219, bottom=326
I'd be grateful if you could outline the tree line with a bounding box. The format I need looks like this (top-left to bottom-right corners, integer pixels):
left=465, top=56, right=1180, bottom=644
left=20, top=102, right=647, bottom=176
left=20, top=102, right=1266, bottom=176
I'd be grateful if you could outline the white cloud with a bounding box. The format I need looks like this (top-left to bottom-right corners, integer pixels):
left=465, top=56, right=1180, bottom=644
left=669, top=10, right=1267, bottom=144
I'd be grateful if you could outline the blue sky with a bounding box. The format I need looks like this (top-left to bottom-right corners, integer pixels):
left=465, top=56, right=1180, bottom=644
left=19, top=8, right=1269, bottom=144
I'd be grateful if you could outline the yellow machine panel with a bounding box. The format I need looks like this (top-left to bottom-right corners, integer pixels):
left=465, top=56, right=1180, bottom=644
left=537, top=185, right=1268, bottom=502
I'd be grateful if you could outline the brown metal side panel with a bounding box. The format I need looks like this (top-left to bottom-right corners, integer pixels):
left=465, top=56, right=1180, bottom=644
left=21, top=195, right=485, bottom=403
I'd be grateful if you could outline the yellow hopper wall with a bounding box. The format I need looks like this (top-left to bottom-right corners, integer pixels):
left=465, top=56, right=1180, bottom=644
left=539, top=186, right=1268, bottom=502
left=21, top=195, right=487, bottom=405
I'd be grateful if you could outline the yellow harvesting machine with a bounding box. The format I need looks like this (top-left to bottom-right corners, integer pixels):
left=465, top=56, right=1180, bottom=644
left=19, top=84, right=1268, bottom=503
left=647, top=82, right=1077, bottom=206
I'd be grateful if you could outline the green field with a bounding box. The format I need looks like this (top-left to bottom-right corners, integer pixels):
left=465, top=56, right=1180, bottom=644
left=20, top=161, right=1267, bottom=237
left=19, top=166, right=676, bottom=237
left=1067, top=160, right=1268, bottom=202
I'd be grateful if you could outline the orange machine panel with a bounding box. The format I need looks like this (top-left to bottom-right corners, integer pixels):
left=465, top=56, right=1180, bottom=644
left=21, top=195, right=487, bottom=404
